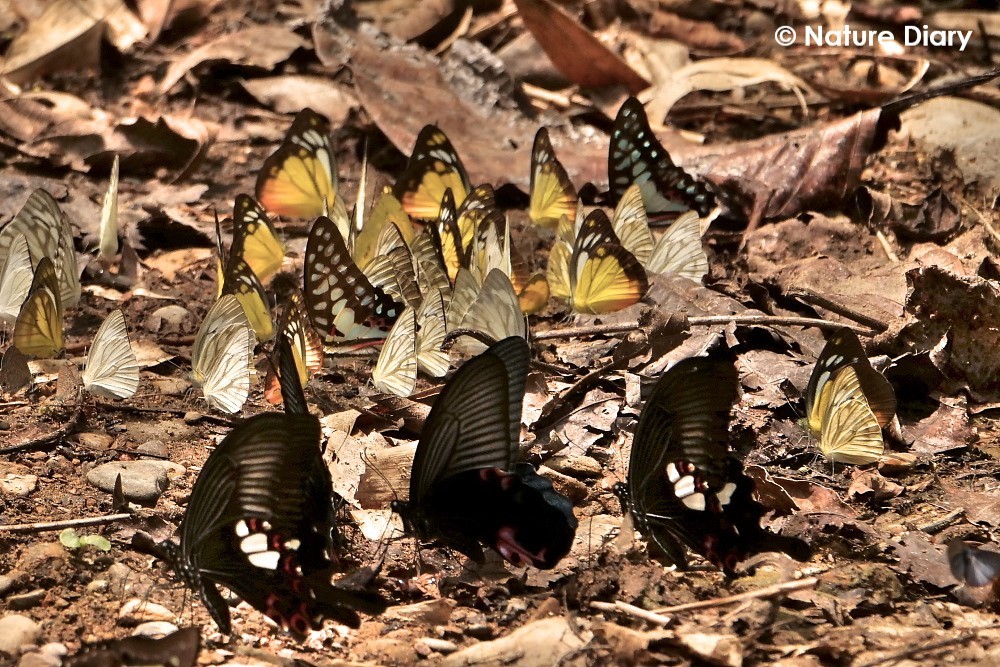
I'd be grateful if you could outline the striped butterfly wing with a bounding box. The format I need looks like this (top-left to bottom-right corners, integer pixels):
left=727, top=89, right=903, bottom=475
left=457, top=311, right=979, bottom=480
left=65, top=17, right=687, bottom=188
left=392, top=125, right=471, bottom=220
left=447, top=268, right=481, bottom=332
left=415, top=289, right=449, bottom=378
left=455, top=184, right=496, bottom=260
left=303, top=216, right=403, bottom=344
left=459, top=269, right=527, bottom=355
left=570, top=216, right=648, bottom=316
left=816, top=365, right=884, bottom=465
left=1, top=189, right=81, bottom=307
left=353, top=190, right=415, bottom=270
left=82, top=308, right=140, bottom=399
left=609, top=97, right=715, bottom=219
left=161, top=412, right=385, bottom=637
left=411, top=228, right=452, bottom=301
left=546, top=235, right=573, bottom=301
left=191, top=295, right=254, bottom=414
left=372, top=307, right=418, bottom=397
left=231, top=194, right=285, bottom=283
left=221, top=256, right=274, bottom=342
left=0, top=234, right=34, bottom=326
left=624, top=356, right=810, bottom=573
left=63, top=627, right=200, bottom=667
left=529, top=127, right=577, bottom=229
left=97, top=154, right=119, bottom=266
left=364, top=244, right=421, bottom=309
left=611, top=184, right=653, bottom=266
left=646, top=210, right=709, bottom=281
left=14, top=256, right=64, bottom=359
left=264, top=292, right=324, bottom=406
left=948, top=540, right=1000, bottom=587
left=432, top=189, right=468, bottom=284
left=255, top=108, right=337, bottom=219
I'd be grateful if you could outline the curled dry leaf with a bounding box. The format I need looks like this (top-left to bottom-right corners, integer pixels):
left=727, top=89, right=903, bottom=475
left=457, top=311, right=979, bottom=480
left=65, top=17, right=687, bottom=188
left=440, top=617, right=590, bottom=667
left=240, top=76, right=359, bottom=126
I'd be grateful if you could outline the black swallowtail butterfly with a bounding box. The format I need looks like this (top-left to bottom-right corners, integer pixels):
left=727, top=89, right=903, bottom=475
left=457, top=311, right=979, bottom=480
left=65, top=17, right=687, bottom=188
left=609, top=97, right=715, bottom=219
left=62, top=627, right=200, bottom=667
left=948, top=540, right=1000, bottom=588
left=134, top=337, right=385, bottom=637
left=392, top=337, right=577, bottom=569
left=616, top=355, right=810, bottom=574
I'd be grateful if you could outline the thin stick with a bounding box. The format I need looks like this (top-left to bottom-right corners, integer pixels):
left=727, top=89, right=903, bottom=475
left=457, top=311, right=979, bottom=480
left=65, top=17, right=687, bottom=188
left=652, top=577, right=818, bottom=614
left=92, top=402, right=234, bottom=426
left=589, top=600, right=671, bottom=626
left=784, top=287, right=889, bottom=334
left=532, top=315, right=871, bottom=342
left=854, top=631, right=979, bottom=667
left=0, top=403, right=84, bottom=454
left=875, top=230, right=900, bottom=262
left=919, top=508, right=965, bottom=535
left=0, top=513, right=133, bottom=534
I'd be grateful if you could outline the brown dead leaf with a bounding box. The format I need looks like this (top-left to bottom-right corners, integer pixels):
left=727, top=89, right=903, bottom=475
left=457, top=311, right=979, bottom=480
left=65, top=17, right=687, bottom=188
left=847, top=470, right=903, bottom=502
left=440, top=617, right=589, bottom=667
left=857, top=186, right=962, bottom=241
left=159, top=25, right=309, bottom=94
left=903, top=395, right=971, bottom=455
left=512, top=0, right=649, bottom=94
left=240, top=76, right=358, bottom=127
left=356, top=442, right=416, bottom=508
left=941, top=482, right=1000, bottom=528
left=649, top=11, right=746, bottom=52
left=890, top=532, right=953, bottom=589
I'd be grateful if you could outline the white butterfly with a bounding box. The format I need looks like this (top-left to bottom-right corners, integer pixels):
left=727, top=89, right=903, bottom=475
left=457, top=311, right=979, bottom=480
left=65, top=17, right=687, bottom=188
left=0, top=234, right=34, bottom=327
left=457, top=268, right=527, bottom=354
left=372, top=307, right=418, bottom=397
left=98, top=155, right=120, bottom=267
left=82, top=308, right=139, bottom=399
left=191, top=295, right=254, bottom=414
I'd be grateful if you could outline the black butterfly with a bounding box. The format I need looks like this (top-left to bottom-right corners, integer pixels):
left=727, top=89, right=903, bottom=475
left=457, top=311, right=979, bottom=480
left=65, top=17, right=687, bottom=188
left=609, top=97, right=715, bottom=219
left=134, top=338, right=385, bottom=637
left=948, top=540, right=1000, bottom=587
left=616, top=355, right=810, bottom=574
left=62, top=628, right=200, bottom=667
left=392, top=337, right=577, bottom=569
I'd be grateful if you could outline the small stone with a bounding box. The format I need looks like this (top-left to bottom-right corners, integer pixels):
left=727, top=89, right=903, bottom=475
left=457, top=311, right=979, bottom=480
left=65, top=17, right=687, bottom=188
left=133, top=621, right=180, bottom=637
left=0, top=473, right=38, bottom=498
left=465, top=623, right=494, bottom=639
left=417, top=637, right=457, bottom=654
left=0, top=421, right=10, bottom=430
left=0, top=575, right=15, bottom=596
left=105, top=563, right=134, bottom=597
left=20, top=543, right=67, bottom=578
left=75, top=433, right=113, bottom=451
left=86, top=580, right=108, bottom=593
left=19, top=644, right=66, bottom=667
left=118, top=599, right=176, bottom=625
left=183, top=412, right=203, bottom=425
left=8, top=590, right=45, bottom=610
left=136, top=440, right=168, bottom=458
left=86, top=461, right=181, bottom=503
left=0, top=614, right=41, bottom=654
left=546, top=455, right=602, bottom=479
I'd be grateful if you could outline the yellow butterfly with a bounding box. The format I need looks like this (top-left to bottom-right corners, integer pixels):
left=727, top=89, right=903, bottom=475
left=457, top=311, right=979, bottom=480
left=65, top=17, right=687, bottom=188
left=392, top=126, right=471, bottom=220
left=220, top=256, right=274, bottom=342
left=264, top=292, right=324, bottom=405
left=230, top=194, right=285, bottom=284
left=0, top=189, right=80, bottom=307
left=547, top=209, right=648, bottom=314
left=529, top=128, right=578, bottom=229
left=353, top=189, right=416, bottom=272
left=255, top=108, right=337, bottom=219
left=467, top=205, right=549, bottom=315
left=0, top=234, right=34, bottom=327
left=82, top=308, right=140, bottom=399
left=14, top=256, right=63, bottom=358
left=452, top=268, right=527, bottom=355
left=191, top=295, right=255, bottom=414
left=97, top=154, right=119, bottom=267
left=803, top=329, right=896, bottom=464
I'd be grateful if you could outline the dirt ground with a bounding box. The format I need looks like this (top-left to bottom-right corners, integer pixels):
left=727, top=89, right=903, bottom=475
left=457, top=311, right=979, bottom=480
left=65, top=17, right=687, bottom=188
left=3, top=1, right=1000, bottom=666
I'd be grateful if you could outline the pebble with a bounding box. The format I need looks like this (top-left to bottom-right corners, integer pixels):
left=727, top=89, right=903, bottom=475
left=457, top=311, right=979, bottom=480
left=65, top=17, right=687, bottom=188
left=545, top=455, right=603, bottom=479
left=0, top=473, right=38, bottom=498
left=18, top=643, right=66, bottom=667
left=0, top=575, right=15, bottom=596
left=0, top=614, right=41, bottom=654
left=86, top=579, right=108, bottom=593
left=118, top=599, right=176, bottom=625
left=105, top=563, right=134, bottom=597
left=20, top=544, right=66, bottom=579
left=133, top=621, right=180, bottom=637
left=183, top=412, right=203, bottom=425
left=136, top=440, right=169, bottom=458
left=75, top=433, right=113, bottom=451
left=86, top=461, right=181, bottom=503
left=7, top=590, right=44, bottom=610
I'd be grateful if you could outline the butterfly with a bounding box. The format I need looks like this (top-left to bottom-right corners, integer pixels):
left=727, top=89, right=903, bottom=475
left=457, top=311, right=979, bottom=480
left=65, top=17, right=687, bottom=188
left=616, top=355, right=811, bottom=574
left=371, top=290, right=450, bottom=397
left=452, top=268, right=527, bottom=355
left=190, top=295, right=254, bottom=414
left=547, top=208, right=648, bottom=314
left=97, top=154, right=119, bottom=267
left=0, top=233, right=33, bottom=326
left=529, top=128, right=578, bottom=229
left=352, top=190, right=416, bottom=272
left=392, top=125, right=471, bottom=220
left=220, top=255, right=274, bottom=342
left=0, top=345, right=32, bottom=394
left=14, top=256, right=63, bottom=359
left=230, top=194, right=286, bottom=284
left=135, top=340, right=386, bottom=637
left=393, top=337, right=577, bottom=569
left=0, top=188, right=81, bottom=307
left=948, top=540, right=1000, bottom=588
left=81, top=309, right=140, bottom=399
left=611, top=184, right=709, bottom=281
left=803, top=328, right=896, bottom=465
left=609, top=97, right=715, bottom=219
left=263, top=292, right=324, bottom=406
left=303, top=215, right=404, bottom=345
left=255, top=108, right=337, bottom=219
left=62, top=627, right=200, bottom=667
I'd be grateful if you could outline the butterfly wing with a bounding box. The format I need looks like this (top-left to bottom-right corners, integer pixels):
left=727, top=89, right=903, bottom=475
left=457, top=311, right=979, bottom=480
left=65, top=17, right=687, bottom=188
left=221, top=256, right=274, bottom=342
left=231, top=194, right=285, bottom=283
left=255, top=109, right=337, bottom=219
left=529, top=128, right=577, bottom=229
left=546, top=236, right=573, bottom=301
left=13, top=256, right=63, bottom=359
left=354, top=190, right=415, bottom=269
left=97, top=154, right=119, bottom=266
left=646, top=210, right=708, bottom=280
left=198, top=323, right=253, bottom=414
left=459, top=269, right=527, bottom=354
left=948, top=540, right=1000, bottom=587
left=611, top=184, right=653, bottom=265
left=392, top=125, right=471, bottom=220
left=816, top=365, right=884, bottom=465
left=0, top=234, right=34, bottom=326
left=415, top=289, right=449, bottom=378
left=82, top=309, right=140, bottom=399
left=626, top=356, right=809, bottom=572
left=264, top=292, right=324, bottom=405
left=372, top=307, right=418, bottom=397
left=571, top=243, right=648, bottom=315
left=609, top=97, right=715, bottom=218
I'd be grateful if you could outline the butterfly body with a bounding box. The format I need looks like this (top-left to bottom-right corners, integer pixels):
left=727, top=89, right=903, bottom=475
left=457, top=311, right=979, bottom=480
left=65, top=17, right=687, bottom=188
left=619, top=356, right=810, bottom=574
left=393, top=337, right=577, bottom=570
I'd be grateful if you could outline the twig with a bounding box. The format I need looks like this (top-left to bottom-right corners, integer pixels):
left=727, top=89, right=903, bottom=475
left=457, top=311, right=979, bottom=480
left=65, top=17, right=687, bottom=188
left=875, top=230, right=900, bottom=263
left=589, top=600, right=671, bottom=626
left=854, top=630, right=980, bottom=667
left=0, top=403, right=84, bottom=454
left=785, top=287, right=889, bottom=334
left=443, top=328, right=497, bottom=350
left=652, top=577, right=818, bottom=614
left=919, top=508, right=965, bottom=535
left=0, top=513, right=133, bottom=534
left=532, top=315, right=871, bottom=342
left=92, top=402, right=234, bottom=426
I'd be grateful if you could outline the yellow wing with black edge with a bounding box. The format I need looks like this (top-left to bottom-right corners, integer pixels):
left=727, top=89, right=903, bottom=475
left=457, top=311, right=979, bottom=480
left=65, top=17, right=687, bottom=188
left=231, top=194, right=285, bottom=283
left=14, top=257, right=64, bottom=358
left=815, top=365, right=885, bottom=465
left=221, top=256, right=274, bottom=342
left=393, top=125, right=471, bottom=220
left=255, top=109, right=337, bottom=219
left=529, top=128, right=577, bottom=229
